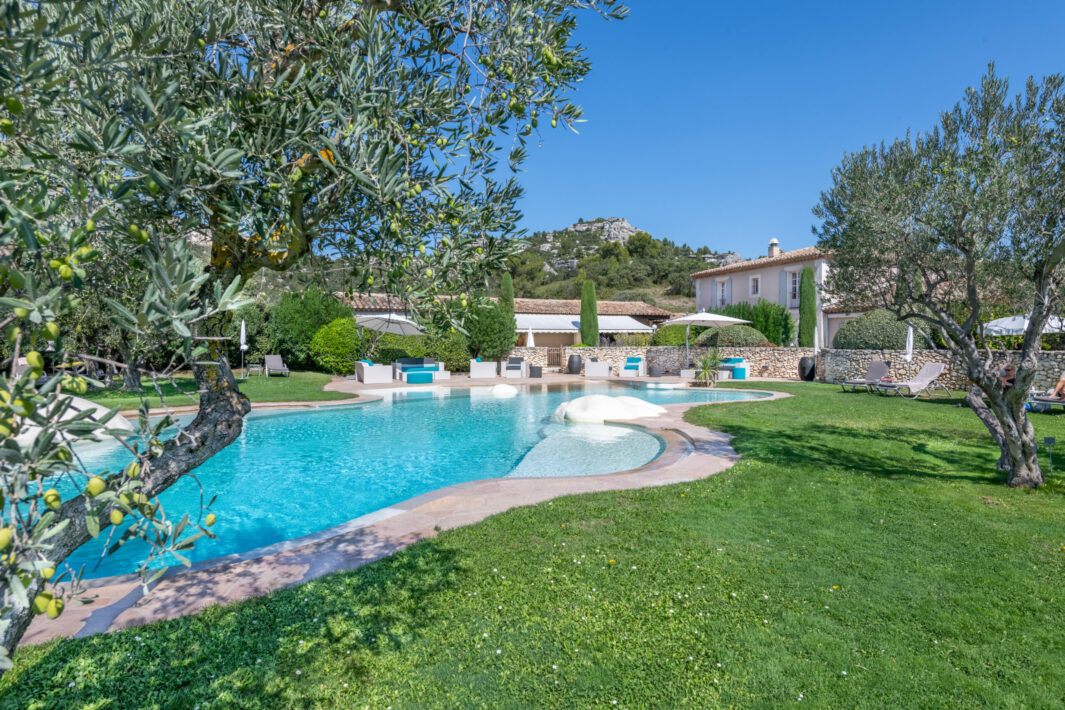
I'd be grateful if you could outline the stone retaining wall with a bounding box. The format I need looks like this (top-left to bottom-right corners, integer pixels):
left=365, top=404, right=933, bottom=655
left=821, top=348, right=1065, bottom=391
left=506, top=344, right=1065, bottom=387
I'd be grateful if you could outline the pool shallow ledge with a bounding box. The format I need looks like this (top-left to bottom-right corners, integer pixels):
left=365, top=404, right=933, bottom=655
left=21, top=387, right=790, bottom=646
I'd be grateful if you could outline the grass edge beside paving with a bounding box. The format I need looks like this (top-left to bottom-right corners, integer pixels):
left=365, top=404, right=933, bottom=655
left=82, top=370, right=354, bottom=411
left=3, top=382, right=1064, bottom=708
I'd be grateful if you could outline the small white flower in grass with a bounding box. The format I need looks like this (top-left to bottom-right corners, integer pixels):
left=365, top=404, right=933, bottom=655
left=493, top=568, right=498, bottom=572
left=731, top=592, right=737, bottom=598
left=763, top=620, right=769, bottom=624
left=798, top=693, right=804, bottom=701
left=498, top=606, right=502, bottom=610
left=714, top=678, right=719, bottom=684
left=841, top=671, right=847, bottom=676
left=299, top=640, right=304, bottom=645
left=68, top=682, right=75, bottom=688
left=496, top=649, right=502, bottom=655
left=716, top=663, right=722, bottom=668
left=257, top=658, right=262, bottom=663
left=313, top=617, right=318, bottom=622
left=344, top=683, right=349, bottom=688
left=763, top=595, right=769, bottom=600
left=296, top=670, right=302, bottom=676
left=552, top=665, right=558, bottom=670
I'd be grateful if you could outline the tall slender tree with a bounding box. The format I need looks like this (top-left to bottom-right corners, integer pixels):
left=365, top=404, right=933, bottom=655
left=580, top=280, right=599, bottom=345
left=797, top=266, right=816, bottom=347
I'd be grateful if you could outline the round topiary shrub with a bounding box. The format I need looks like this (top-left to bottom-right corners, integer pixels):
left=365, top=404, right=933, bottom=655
left=832, top=309, right=923, bottom=350
left=468, top=304, right=517, bottom=361
left=693, top=324, right=768, bottom=347
left=309, top=318, right=362, bottom=375
left=650, top=324, right=706, bottom=346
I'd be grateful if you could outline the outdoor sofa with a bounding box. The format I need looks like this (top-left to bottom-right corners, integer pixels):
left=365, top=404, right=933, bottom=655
left=469, top=358, right=498, bottom=378
left=617, top=356, right=646, bottom=378
left=393, top=357, right=449, bottom=384
left=501, top=357, right=529, bottom=379
left=584, top=360, right=611, bottom=378
left=356, top=360, right=393, bottom=384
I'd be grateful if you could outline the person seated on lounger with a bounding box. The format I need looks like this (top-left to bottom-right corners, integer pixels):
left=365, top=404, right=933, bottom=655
left=999, top=364, right=1017, bottom=390
left=1044, top=371, right=1065, bottom=399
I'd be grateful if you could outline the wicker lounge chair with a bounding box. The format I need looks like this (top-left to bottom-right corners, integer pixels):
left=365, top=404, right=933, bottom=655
left=876, top=362, right=950, bottom=398
left=841, top=360, right=891, bottom=393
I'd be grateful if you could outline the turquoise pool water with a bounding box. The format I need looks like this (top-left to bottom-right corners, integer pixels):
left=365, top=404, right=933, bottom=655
left=67, top=383, right=768, bottom=578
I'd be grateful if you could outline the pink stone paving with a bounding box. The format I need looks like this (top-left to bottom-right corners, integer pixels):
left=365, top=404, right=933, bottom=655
left=22, top=379, right=788, bottom=647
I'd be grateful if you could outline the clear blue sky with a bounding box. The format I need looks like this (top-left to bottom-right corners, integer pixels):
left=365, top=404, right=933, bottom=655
left=516, top=0, right=1065, bottom=258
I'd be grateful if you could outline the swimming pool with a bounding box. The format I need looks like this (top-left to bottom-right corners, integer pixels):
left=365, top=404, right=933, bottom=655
left=68, top=382, right=769, bottom=578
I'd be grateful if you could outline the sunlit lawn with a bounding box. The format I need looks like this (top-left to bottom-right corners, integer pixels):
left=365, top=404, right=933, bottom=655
left=4, top=383, right=1064, bottom=708
left=82, top=370, right=353, bottom=411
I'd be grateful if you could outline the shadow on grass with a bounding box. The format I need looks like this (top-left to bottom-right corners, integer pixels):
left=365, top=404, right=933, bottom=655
left=2, top=530, right=463, bottom=707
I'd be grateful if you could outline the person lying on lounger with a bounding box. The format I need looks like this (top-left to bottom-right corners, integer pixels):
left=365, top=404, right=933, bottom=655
left=1042, top=371, right=1065, bottom=399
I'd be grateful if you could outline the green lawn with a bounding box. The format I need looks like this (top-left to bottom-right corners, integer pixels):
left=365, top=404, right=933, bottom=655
left=4, top=383, right=1064, bottom=708
left=83, top=371, right=353, bottom=411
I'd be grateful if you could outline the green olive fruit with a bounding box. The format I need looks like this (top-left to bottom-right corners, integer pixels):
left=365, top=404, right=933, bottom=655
left=46, top=597, right=64, bottom=619
left=7, top=270, right=25, bottom=288
left=58, top=265, right=73, bottom=280
left=205, top=513, right=217, bottom=527
left=44, top=322, right=60, bottom=340
left=32, top=592, right=52, bottom=615
left=0, top=527, right=13, bottom=552
left=85, top=476, right=106, bottom=497
left=13, top=307, right=28, bottom=318
left=126, top=461, right=140, bottom=479
left=0, top=119, right=14, bottom=136
left=109, top=509, right=124, bottom=526
left=25, top=351, right=43, bottom=371
left=6, top=97, right=22, bottom=115
left=85, top=219, right=96, bottom=232
left=43, top=488, right=61, bottom=511
left=40, top=566, right=55, bottom=580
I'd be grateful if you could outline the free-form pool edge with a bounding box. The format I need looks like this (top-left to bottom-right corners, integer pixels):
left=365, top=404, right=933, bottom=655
left=22, top=387, right=790, bottom=646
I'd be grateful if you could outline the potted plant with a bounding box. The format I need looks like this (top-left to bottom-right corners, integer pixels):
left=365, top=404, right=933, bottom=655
left=693, top=349, right=723, bottom=387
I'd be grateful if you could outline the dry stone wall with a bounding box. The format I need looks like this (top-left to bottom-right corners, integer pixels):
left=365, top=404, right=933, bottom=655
left=506, top=344, right=1065, bottom=388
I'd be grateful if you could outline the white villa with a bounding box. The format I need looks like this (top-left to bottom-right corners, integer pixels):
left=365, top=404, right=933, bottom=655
left=691, top=239, right=860, bottom=348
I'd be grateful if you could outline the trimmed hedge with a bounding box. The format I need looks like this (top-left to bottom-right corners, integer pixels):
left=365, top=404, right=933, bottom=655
left=468, top=304, right=517, bottom=361
left=424, top=330, right=471, bottom=372
left=650, top=324, right=706, bottom=346
left=694, top=324, right=769, bottom=347
left=310, top=318, right=362, bottom=375
left=832, top=309, right=924, bottom=350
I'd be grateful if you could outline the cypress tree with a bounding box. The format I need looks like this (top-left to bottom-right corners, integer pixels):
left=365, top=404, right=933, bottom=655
left=500, top=272, right=515, bottom=316
left=580, top=280, right=599, bottom=345
left=798, top=265, right=816, bottom=347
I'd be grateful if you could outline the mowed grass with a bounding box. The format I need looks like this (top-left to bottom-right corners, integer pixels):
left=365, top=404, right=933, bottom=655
left=83, top=370, right=353, bottom=411
left=3, top=383, right=1064, bottom=708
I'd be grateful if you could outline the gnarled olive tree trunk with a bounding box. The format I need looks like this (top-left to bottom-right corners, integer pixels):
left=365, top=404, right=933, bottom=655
left=0, top=348, right=249, bottom=659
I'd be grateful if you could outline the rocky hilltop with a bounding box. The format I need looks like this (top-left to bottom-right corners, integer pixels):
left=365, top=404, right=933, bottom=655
left=550, top=217, right=638, bottom=244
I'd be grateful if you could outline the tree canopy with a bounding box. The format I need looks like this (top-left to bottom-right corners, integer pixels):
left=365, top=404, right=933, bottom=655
left=815, top=67, right=1065, bottom=487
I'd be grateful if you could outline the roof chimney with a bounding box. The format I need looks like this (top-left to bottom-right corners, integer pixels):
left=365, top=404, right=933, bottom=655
left=768, top=238, right=781, bottom=258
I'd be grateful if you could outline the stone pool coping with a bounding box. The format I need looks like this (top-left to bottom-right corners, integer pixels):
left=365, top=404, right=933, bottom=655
left=22, top=387, right=789, bottom=646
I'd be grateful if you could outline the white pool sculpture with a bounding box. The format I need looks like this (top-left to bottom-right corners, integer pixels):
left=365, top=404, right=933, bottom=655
left=490, top=384, right=518, bottom=398
left=552, top=394, right=667, bottom=424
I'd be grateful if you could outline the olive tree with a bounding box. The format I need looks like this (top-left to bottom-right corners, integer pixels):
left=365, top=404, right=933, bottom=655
left=814, top=68, right=1065, bottom=487
left=0, top=0, right=625, bottom=667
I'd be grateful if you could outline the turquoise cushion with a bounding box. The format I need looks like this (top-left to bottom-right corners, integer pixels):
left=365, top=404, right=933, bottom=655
left=360, top=359, right=373, bottom=365
left=475, top=357, right=482, bottom=362
left=732, top=366, right=747, bottom=380
left=400, top=364, right=438, bottom=372
left=406, top=371, right=433, bottom=384
left=723, top=357, right=744, bottom=364
left=626, top=357, right=642, bottom=364
left=623, top=364, right=640, bottom=370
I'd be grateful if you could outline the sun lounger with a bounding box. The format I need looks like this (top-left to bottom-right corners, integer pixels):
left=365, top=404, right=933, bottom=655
left=264, top=355, right=290, bottom=377
left=841, top=360, right=891, bottom=393
left=876, top=362, right=950, bottom=398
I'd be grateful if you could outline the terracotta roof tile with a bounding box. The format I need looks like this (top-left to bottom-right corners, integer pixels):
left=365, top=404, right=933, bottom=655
left=691, top=246, right=828, bottom=279
left=340, top=293, right=676, bottom=318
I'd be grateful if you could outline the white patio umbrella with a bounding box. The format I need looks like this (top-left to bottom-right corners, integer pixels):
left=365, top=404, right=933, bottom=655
left=526, top=328, right=535, bottom=347
left=983, top=314, right=1065, bottom=336
left=238, top=319, right=248, bottom=376
left=904, top=325, right=914, bottom=378
left=659, top=312, right=751, bottom=367
left=354, top=313, right=424, bottom=336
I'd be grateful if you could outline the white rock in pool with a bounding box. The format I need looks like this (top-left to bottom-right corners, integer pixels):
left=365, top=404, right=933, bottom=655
left=490, top=384, right=518, bottom=398
left=552, top=394, right=667, bottom=424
